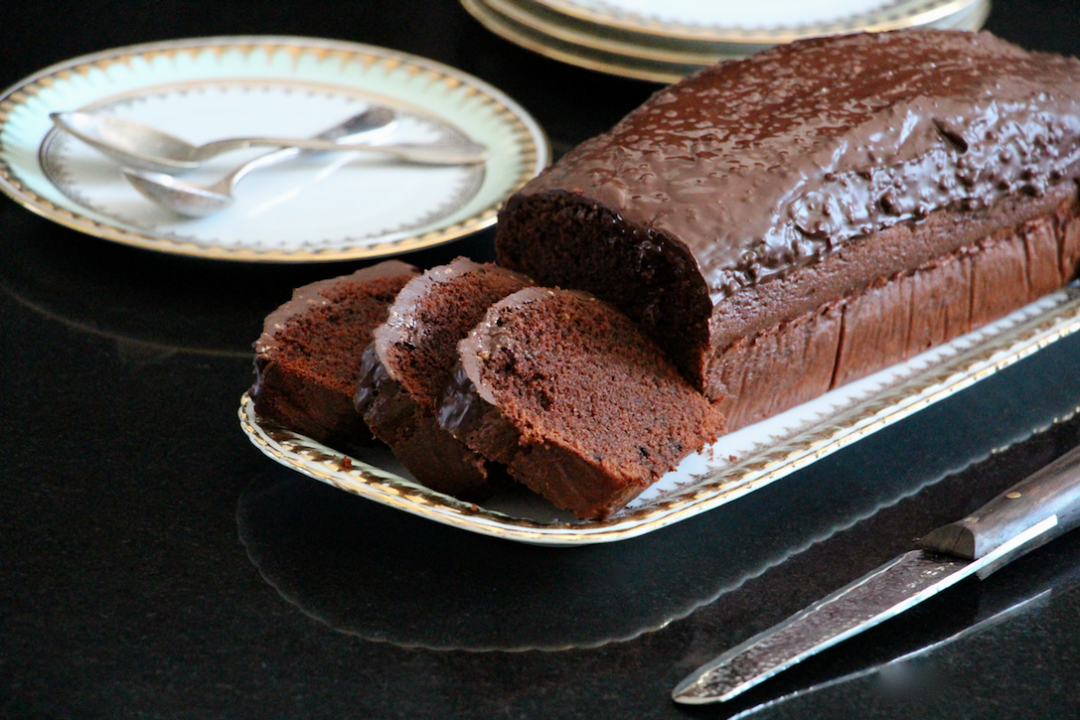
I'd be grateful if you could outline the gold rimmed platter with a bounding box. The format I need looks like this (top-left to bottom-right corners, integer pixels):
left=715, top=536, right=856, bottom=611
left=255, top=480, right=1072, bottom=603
left=240, top=284, right=1080, bottom=546
left=0, top=36, right=548, bottom=262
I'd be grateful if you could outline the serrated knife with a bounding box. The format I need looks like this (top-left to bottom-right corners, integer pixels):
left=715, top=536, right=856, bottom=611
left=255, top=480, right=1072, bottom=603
left=672, top=442, right=1080, bottom=705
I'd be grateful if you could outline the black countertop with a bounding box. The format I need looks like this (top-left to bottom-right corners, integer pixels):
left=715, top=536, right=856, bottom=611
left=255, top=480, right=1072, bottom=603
left=4, top=2, right=1080, bottom=718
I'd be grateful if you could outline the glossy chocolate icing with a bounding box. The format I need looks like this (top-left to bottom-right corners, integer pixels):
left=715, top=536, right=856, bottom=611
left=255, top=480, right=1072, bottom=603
left=437, top=360, right=489, bottom=439
left=253, top=260, right=417, bottom=362
left=352, top=342, right=390, bottom=415
left=516, top=30, right=1080, bottom=301
left=372, top=257, right=532, bottom=410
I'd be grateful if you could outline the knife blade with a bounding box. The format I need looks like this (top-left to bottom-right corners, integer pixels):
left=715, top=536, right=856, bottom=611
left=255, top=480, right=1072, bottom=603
left=672, top=441, right=1080, bottom=705
left=719, top=528, right=1080, bottom=720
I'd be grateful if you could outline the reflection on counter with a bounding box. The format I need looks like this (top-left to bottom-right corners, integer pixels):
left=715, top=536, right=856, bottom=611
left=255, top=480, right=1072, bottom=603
left=699, top=529, right=1080, bottom=720
left=668, top=410, right=1080, bottom=718
left=0, top=199, right=497, bottom=358
left=237, top=351, right=1080, bottom=651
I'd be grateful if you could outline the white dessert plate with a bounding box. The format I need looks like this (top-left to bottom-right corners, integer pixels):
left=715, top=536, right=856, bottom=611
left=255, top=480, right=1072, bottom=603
left=464, top=0, right=988, bottom=83
left=0, top=36, right=548, bottom=262
left=531, top=0, right=986, bottom=43
left=240, top=284, right=1080, bottom=546
left=464, top=0, right=706, bottom=83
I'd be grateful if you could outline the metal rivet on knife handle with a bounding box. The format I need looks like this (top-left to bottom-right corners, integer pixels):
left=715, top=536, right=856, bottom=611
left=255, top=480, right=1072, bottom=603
left=919, top=444, right=1080, bottom=563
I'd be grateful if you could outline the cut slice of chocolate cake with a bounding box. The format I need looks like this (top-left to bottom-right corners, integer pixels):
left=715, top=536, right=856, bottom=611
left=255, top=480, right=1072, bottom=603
left=355, top=258, right=534, bottom=500
left=251, top=260, right=418, bottom=444
left=439, top=287, right=727, bottom=519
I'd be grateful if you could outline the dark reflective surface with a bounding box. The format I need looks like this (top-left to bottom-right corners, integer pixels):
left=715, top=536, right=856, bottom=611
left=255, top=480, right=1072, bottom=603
left=4, top=2, right=1080, bottom=718
left=708, top=527, right=1080, bottom=719
left=0, top=198, right=499, bottom=358
left=237, top=337, right=1080, bottom=652
left=676, top=417, right=1080, bottom=719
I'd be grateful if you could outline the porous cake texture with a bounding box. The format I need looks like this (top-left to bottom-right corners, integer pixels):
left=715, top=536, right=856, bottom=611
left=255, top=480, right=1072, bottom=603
left=355, top=258, right=533, bottom=500
left=251, top=261, right=418, bottom=444
left=439, top=288, right=727, bottom=519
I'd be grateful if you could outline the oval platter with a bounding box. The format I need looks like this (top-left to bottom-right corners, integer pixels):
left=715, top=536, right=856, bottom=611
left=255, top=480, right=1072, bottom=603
left=241, top=284, right=1080, bottom=546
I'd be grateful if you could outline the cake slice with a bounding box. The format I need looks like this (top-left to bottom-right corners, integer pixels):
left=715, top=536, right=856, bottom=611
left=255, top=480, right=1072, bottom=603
left=355, top=258, right=534, bottom=500
left=251, top=261, right=418, bottom=444
left=439, top=287, right=727, bottom=519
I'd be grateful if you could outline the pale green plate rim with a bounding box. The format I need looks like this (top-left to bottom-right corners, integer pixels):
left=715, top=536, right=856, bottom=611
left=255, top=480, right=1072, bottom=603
left=0, top=35, right=550, bottom=263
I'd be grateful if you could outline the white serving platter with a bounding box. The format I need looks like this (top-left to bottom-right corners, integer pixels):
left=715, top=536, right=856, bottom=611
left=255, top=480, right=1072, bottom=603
left=240, top=284, right=1080, bottom=546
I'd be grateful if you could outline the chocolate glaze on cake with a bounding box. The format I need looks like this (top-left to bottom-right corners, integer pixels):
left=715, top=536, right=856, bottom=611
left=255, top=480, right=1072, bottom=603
left=496, top=30, right=1080, bottom=426
left=708, top=190, right=1080, bottom=428
left=354, top=258, right=533, bottom=500
left=251, top=261, right=418, bottom=444
left=439, top=288, right=727, bottom=520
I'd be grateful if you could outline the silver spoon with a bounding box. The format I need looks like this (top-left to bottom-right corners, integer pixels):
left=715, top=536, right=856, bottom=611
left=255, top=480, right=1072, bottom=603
left=50, top=110, right=488, bottom=172
left=120, top=107, right=437, bottom=217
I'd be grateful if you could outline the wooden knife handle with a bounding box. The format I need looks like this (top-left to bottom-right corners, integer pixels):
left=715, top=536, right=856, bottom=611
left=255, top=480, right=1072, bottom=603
left=919, top=443, right=1080, bottom=561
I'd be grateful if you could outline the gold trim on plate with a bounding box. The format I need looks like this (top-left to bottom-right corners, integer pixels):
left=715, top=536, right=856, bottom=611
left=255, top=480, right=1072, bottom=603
left=0, top=36, right=550, bottom=262
left=532, top=0, right=983, bottom=44
left=463, top=0, right=987, bottom=83
left=463, top=0, right=700, bottom=82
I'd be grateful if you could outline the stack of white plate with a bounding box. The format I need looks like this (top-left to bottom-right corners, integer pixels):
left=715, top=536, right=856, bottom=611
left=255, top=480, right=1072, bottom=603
left=462, top=0, right=991, bottom=82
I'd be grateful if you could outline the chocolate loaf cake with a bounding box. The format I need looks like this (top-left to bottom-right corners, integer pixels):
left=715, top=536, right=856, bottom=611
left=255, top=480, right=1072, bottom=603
left=496, top=30, right=1080, bottom=429
left=355, top=258, right=533, bottom=500
left=439, top=288, right=727, bottom=519
left=251, top=261, right=418, bottom=444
